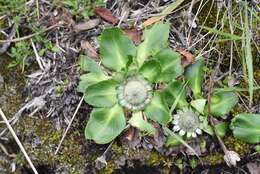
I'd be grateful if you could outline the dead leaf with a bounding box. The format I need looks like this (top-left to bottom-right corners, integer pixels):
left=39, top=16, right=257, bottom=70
left=174, top=47, right=194, bottom=67
left=123, top=28, right=142, bottom=44
left=143, top=16, right=164, bottom=28
left=95, top=7, right=119, bottom=25
left=60, top=9, right=75, bottom=26
left=122, top=127, right=141, bottom=148
left=144, top=123, right=165, bottom=148
left=81, top=40, right=99, bottom=60
left=124, top=127, right=136, bottom=142
left=73, top=19, right=100, bottom=32
left=143, top=0, right=184, bottom=27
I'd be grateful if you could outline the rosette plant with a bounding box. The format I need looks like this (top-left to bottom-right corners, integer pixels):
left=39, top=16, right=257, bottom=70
left=164, top=58, right=259, bottom=148
left=78, top=22, right=184, bottom=144
left=165, top=59, right=240, bottom=145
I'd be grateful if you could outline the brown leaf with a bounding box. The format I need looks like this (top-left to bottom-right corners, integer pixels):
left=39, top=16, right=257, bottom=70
left=60, top=9, right=75, bottom=26
left=73, top=19, right=100, bottom=32
left=124, top=127, right=137, bottom=142
left=95, top=7, right=119, bottom=25
left=174, top=48, right=194, bottom=67
left=143, top=16, right=164, bottom=28
left=81, top=40, right=99, bottom=60
left=123, top=28, right=142, bottom=44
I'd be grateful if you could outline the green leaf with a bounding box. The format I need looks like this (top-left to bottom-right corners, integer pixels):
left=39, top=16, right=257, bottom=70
left=139, top=59, right=161, bottom=82
left=184, top=59, right=205, bottom=98
left=100, top=28, right=136, bottom=71
left=136, top=22, right=170, bottom=66
left=85, top=104, right=126, bottom=144
left=155, top=49, right=183, bottom=82
left=79, top=55, right=104, bottom=75
left=206, top=91, right=238, bottom=117
left=216, top=122, right=229, bottom=137
left=243, top=4, right=254, bottom=106
left=163, top=80, right=188, bottom=109
left=77, top=73, right=108, bottom=93
left=191, top=99, right=206, bottom=114
left=144, top=92, right=171, bottom=125
left=84, top=79, right=118, bottom=107
left=255, top=145, right=260, bottom=152
left=202, top=122, right=228, bottom=138
left=230, top=113, right=260, bottom=144
left=166, top=136, right=181, bottom=146
left=128, top=112, right=156, bottom=135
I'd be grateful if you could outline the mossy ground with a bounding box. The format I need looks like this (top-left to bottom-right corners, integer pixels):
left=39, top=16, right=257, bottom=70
left=14, top=117, right=86, bottom=173
left=100, top=143, right=174, bottom=174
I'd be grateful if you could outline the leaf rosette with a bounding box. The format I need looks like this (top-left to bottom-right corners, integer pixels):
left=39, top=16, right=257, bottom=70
left=78, top=22, right=184, bottom=144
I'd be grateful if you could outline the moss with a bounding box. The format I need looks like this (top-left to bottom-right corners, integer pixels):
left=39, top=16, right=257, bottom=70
left=111, top=143, right=124, bottom=156
left=99, top=162, right=115, bottom=174
left=201, top=153, right=224, bottom=165
left=253, top=70, right=260, bottom=105
left=0, top=55, right=25, bottom=118
left=15, top=117, right=85, bottom=173
left=100, top=143, right=174, bottom=173
left=224, top=137, right=251, bottom=157
left=174, top=158, right=183, bottom=170
left=197, top=0, right=218, bottom=28
left=201, top=137, right=251, bottom=166
left=231, top=106, right=247, bottom=117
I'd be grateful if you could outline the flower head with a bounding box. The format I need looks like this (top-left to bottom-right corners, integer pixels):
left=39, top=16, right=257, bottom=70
left=117, top=75, right=153, bottom=111
left=172, top=107, right=203, bottom=138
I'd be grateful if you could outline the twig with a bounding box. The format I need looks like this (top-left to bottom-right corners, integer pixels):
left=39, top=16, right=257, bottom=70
left=0, top=108, right=38, bottom=174
left=207, top=74, right=228, bottom=153
left=55, top=95, right=84, bottom=155
left=31, top=39, right=45, bottom=71
left=0, top=24, right=60, bottom=43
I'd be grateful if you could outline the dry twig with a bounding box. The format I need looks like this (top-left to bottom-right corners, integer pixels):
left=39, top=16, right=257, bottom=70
left=55, top=95, right=84, bottom=155
left=0, top=108, right=38, bottom=174
left=0, top=24, right=60, bottom=43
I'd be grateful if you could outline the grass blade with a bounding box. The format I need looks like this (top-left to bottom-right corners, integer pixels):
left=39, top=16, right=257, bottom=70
left=244, top=3, right=254, bottom=107
left=201, top=26, right=242, bottom=41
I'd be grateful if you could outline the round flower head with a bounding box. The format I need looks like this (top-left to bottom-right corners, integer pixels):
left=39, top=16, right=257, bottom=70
left=172, top=107, right=203, bottom=138
left=117, top=75, right=153, bottom=111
